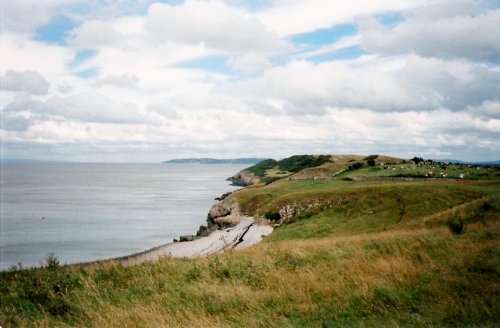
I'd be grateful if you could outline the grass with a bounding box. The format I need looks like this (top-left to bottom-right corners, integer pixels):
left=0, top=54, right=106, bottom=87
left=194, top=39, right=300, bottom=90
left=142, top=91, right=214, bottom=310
left=336, top=162, right=500, bottom=180
left=243, top=155, right=332, bottom=184
left=1, top=167, right=499, bottom=327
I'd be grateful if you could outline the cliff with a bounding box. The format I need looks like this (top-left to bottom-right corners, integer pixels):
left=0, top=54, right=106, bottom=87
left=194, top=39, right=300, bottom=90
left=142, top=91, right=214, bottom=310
left=226, top=170, right=260, bottom=186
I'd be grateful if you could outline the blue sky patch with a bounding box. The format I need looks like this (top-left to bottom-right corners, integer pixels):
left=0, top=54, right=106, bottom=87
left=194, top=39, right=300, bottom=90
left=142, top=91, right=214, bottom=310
left=71, top=49, right=97, bottom=67
left=35, top=16, right=77, bottom=45
left=74, top=68, right=99, bottom=79
left=291, top=24, right=357, bottom=46
left=376, top=12, right=405, bottom=26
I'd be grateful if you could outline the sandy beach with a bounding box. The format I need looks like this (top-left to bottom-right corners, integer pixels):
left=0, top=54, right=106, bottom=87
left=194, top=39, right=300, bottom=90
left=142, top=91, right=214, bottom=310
left=115, top=217, right=273, bottom=266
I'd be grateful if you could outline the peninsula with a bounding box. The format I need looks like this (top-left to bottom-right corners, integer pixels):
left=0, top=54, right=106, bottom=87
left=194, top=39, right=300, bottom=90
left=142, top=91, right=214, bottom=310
left=163, top=158, right=268, bottom=164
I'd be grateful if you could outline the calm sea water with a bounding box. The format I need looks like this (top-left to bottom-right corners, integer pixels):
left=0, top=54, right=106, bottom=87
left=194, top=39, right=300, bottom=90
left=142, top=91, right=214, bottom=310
left=0, top=163, right=247, bottom=270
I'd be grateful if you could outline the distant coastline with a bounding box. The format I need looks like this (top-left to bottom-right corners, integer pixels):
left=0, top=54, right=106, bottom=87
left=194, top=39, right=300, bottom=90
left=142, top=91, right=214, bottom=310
left=163, top=158, right=268, bottom=164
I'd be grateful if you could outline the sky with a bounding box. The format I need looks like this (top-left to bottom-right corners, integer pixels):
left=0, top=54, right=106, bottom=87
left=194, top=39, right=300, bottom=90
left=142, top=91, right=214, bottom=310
left=1, top=0, right=499, bottom=162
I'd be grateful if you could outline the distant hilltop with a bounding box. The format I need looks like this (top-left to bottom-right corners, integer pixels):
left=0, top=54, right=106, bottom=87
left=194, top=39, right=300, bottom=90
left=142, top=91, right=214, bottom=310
left=163, top=158, right=269, bottom=164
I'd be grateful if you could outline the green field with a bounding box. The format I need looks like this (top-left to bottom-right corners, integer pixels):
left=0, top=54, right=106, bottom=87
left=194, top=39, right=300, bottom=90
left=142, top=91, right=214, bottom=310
left=1, top=155, right=499, bottom=327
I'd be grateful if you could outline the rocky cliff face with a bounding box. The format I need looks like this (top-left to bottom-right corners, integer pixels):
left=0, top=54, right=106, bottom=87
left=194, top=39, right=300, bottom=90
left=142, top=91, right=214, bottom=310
left=206, top=195, right=242, bottom=229
left=226, top=171, right=259, bottom=186
left=178, top=193, right=244, bottom=242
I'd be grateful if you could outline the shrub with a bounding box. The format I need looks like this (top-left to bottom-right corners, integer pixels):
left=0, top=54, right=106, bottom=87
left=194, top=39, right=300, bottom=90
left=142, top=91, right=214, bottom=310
left=46, top=253, right=59, bottom=270
left=278, top=155, right=331, bottom=173
left=348, top=162, right=363, bottom=170
left=411, top=157, right=424, bottom=164
left=367, top=159, right=376, bottom=166
left=263, top=211, right=281, bottom=222
left=446, top=215, right=465, bottom=235
left=246, top=159, right=278, bottom=177
left=364, top=155, right=378, bottom=161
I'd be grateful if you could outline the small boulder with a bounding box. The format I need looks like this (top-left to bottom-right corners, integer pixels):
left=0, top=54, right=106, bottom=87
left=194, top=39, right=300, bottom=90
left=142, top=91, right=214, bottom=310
left=179, top=235, right=196, bottom=242
left=196, top=225, right=211, bottom=237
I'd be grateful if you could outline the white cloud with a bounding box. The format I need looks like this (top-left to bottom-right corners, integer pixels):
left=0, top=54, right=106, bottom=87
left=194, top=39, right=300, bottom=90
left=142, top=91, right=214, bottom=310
left=359, top=9, right=500, bottom=62
left=3, top=92, right=152, bottom=125
left=0, top=33, right=74, bottom=76
left=99, top=74, right=139, bottom=88
left=227, top=54, right=500, bottom=115
left=467, top=101, right=500, bottom=120
left=144, top=1, right=287, bottom=53
left=259, top=0, right=422, bottom=36
left=227, top=53, right=272, bottom=72
left=0, top=113, right=32, bottom=131
left=2, top=0, right=499, bottom=162
left=69, top=19, right=124, bottom=49
left=0, top=0, right=83, bottom=34
left=1, top=70, right=50, bottom=95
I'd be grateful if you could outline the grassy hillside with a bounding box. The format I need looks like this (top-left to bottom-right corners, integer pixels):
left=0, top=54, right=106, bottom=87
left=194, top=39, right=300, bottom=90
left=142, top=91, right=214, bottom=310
left=1, top=155, right=499, bottom=327
left=240, top=154, right=499, bottom=185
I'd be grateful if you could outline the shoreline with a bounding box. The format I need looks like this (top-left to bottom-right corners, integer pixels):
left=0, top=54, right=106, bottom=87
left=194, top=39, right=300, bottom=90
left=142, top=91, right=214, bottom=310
left=69, top=216, right=272, bottom=270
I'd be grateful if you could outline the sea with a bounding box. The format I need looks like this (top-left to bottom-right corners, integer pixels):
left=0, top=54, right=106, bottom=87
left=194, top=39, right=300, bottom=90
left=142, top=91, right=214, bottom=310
left=0, top=163, right=247, bottom=270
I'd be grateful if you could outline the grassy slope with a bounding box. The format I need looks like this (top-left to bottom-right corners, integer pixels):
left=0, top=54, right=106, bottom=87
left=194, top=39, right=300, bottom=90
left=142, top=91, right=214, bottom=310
left=1, top=166, right=500, bottom=327
left=242, top=154, right=499, bottom=185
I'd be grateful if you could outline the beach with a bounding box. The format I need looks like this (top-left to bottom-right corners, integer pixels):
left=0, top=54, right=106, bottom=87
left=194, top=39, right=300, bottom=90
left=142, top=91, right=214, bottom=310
left=88, top=217, right=273, bottom=267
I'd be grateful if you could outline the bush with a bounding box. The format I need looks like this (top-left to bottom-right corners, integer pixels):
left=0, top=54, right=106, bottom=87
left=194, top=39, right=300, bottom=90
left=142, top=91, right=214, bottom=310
left=46, top=253, right=59, bottom=270
left=446, top=215, right=465, bottom=235
left=263, top=211, right=281, bottom=222
left=278, top=155, right=331, bottom=173
left=246, top=159, right=278, bottom=177
left=367, top=159, right=376, bottom=166
left=411, top=157, right=424, bottom=164
left=349, top=162, right=363, bottom=170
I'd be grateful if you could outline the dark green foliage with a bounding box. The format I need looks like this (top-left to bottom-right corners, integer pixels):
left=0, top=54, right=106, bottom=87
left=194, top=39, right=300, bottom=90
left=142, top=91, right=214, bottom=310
left=263, top=211, right=281, bottom=222
left=278, top=155, right=331, bottom=173
left=364, top=155, right=379, bottom=161
left=46, top=253, right=59, bottom=270
left=246, top=159, right=278, bottom=177
left=348, top=162, right=363, bottom=170
left=367, top=159, right=376, bottom=166
left=446, top=215, right=465, bottom=234
left=412, top=157, right=424, bottom=164
left=0, top=264, right=81, bottom=322
left=245, top=155, right=331, bottom=181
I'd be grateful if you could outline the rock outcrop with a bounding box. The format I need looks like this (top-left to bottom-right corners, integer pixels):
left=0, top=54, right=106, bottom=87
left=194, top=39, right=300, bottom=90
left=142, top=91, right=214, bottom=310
left=176, top=192, right=244, bottom=242
left=206, top=195, right=242, bottom=230
left=226, top=171, right=259, bottom=186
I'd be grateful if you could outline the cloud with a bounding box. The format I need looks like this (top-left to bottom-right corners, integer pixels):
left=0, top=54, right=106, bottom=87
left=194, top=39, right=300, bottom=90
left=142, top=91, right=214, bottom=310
left=0, top=33, right=74, bottom=77
left=467, top=101, right=500, bottom=120
left=1, top=70, right=50, bottom=95
left=227, top=54, right=500, bottom=115
left=2, top=0, right=500, bottom=162
left=144, top=1, right=286, bottom=53
left=3, top=92, right=151, bottom=125
left=99, top=74, right=139, bottom=88
left=69, top=19, right=124, bottom=49
left=227, top=53, right=272, bottom=72
left=360, top=8, right=500, bottom=62
left=259, top=0, right=422, bottom=36
left=0, top=113, right=33, bottom=131
left=1, top=0, right=82, bottom=34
